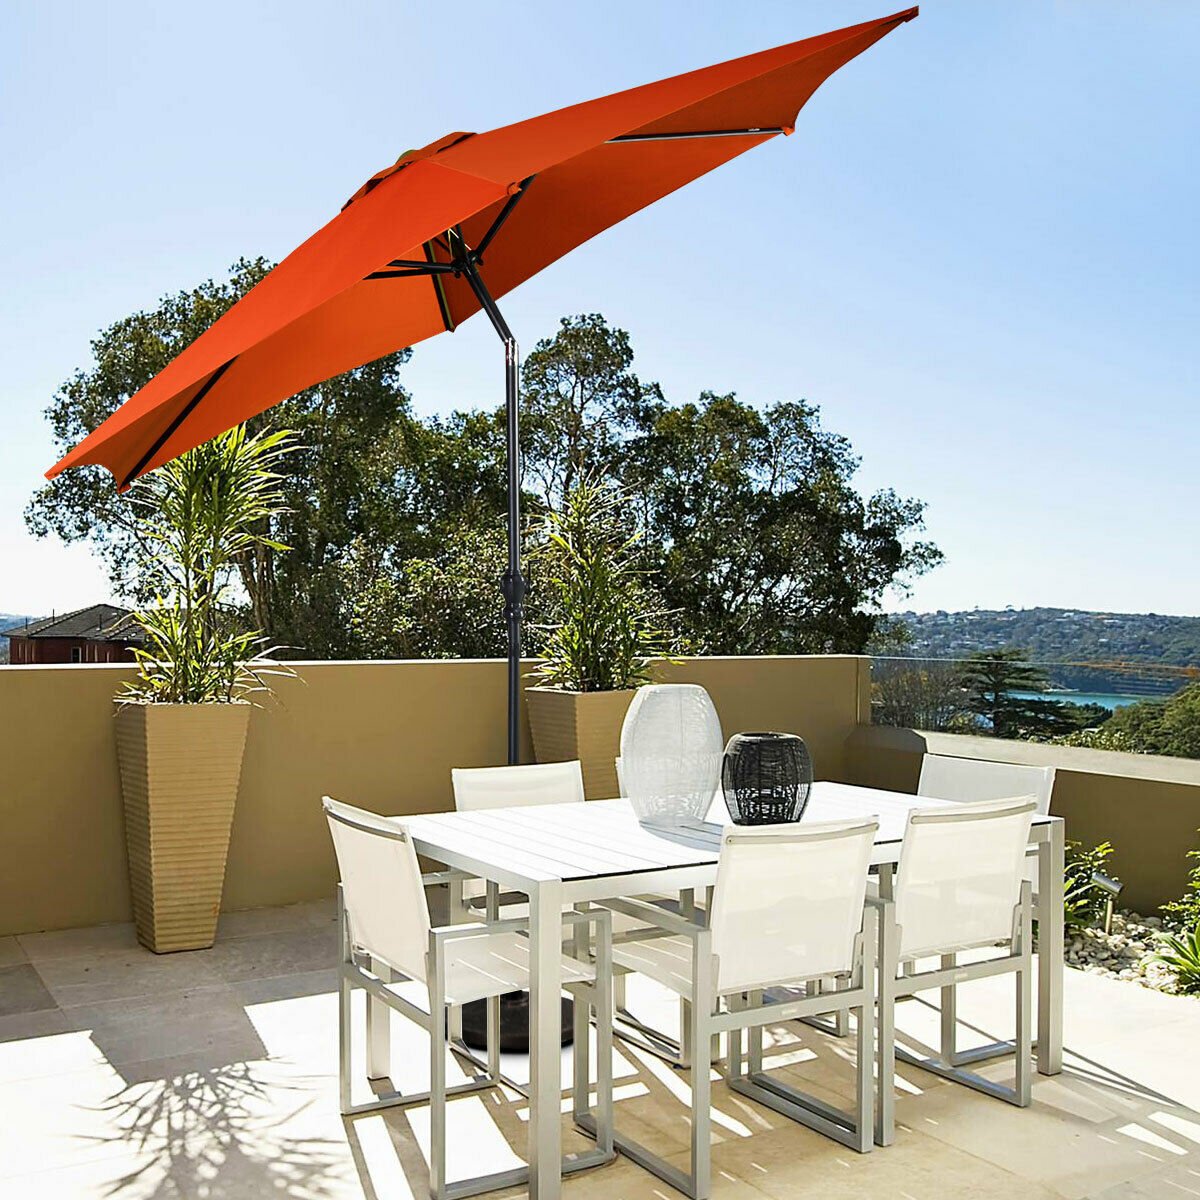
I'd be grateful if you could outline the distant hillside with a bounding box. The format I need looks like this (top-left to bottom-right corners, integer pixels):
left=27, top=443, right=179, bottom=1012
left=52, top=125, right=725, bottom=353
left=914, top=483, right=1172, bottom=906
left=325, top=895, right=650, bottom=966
left=893, top=607, right=1200, bottom=697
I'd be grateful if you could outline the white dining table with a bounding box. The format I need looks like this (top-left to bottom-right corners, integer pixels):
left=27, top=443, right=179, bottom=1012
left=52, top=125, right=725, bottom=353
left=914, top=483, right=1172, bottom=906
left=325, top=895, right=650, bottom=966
left=392, top=781, right=1065, bottom=1200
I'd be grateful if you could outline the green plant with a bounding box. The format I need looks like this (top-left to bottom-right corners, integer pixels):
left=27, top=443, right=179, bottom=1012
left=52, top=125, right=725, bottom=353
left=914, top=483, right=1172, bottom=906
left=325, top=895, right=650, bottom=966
left=1151, top=921, right=1200, bottom=994
left=1063, top=839, right=1117, bottom=929
left=1161, top=831, right=1200, bottom=931
left=123, top=425, right=295, bottom=704
left=531, top=477, right=671, bottom=692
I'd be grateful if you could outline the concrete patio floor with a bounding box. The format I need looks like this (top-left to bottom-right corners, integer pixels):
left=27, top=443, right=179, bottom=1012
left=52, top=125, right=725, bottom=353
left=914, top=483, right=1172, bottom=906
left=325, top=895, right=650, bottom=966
left=2, top=898, right=1199, bottom=1200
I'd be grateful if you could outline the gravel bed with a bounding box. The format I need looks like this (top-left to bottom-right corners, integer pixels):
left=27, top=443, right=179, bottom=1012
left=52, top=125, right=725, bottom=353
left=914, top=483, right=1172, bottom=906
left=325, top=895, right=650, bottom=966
left=1067, top=910, right=1185, bottom=993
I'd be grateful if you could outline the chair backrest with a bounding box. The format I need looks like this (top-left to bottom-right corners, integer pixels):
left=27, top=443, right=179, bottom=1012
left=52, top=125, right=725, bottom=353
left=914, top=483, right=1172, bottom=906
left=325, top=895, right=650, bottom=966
left=615, top=756, right=626, bottom=797
left=451, top=760, right=585, bottom=811
left=708, top=818, right=877, bottom=994
left=324, top=797, right=430, bottom=981
left=917, top=753, right=1055, bottom=816
left=893, top=796, right=1036, bottom=960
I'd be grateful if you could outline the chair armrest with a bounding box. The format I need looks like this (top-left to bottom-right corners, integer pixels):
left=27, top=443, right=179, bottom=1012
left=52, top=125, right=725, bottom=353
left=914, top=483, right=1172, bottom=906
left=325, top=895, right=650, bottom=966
left=562, top=907, right=612, bottom=937
left=597, top=896, right=707, bottom=938
left=421, top=868, right=474, bottom=887
left=429, top=916, right=530, bottom=944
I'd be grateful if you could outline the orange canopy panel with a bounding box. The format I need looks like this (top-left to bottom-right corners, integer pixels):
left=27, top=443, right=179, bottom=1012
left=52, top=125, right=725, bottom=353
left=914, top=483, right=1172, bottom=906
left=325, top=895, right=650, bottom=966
left=48, top=8, right=917, bottom=488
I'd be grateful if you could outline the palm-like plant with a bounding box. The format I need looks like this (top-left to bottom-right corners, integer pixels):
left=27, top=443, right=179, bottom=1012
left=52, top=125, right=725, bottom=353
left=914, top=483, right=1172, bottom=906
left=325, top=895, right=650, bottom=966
left=531, top=477, right=671, bottom=692
left=123, top=426, right=295, bottom=704
left=1151, top=922, right=1200, bottom=995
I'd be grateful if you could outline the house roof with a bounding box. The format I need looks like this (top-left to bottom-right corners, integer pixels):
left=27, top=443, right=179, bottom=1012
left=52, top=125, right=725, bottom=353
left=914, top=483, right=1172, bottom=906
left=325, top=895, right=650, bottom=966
left=1, top=603, right=141, bottom=643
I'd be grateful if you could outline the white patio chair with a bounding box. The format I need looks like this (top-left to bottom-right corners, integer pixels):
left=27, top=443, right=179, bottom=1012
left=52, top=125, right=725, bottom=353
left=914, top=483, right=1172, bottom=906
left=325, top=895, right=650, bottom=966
left=451, top=760, right=585, bottom=909
left=611, top=755, right=712, bottom=1069
left=598, top=818, right=879, bottom=1199
left=917, top=752, right=1055, bottom=814
left=873, top=795, right=1036, bottom=1146
left=324, top=797, right=614, bottom=1200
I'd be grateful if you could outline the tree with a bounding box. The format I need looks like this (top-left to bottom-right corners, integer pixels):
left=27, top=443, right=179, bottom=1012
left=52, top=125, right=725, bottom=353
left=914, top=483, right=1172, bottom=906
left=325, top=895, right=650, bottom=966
left=1099, top=684, right=1200, bottom=760
left=25, top=259, right=469, bottom=658
left=873, top=658, right=967, bottom=731
left=27, top=258, right=274, bottom=601
left=620, top=392, right=941, bottom=654
left=520, top=314, right=659, bottom=506
left=960, top=649, right=1105, bottom=740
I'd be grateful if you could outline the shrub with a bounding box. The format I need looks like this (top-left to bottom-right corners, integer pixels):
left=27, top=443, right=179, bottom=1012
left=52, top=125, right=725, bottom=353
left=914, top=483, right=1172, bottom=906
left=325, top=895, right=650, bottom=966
left=1161, top=831, right=1200, bottom=931
left=1063, top=839, right=1117, bottom=929
left=123, top=426, right=295, bottom=704
left=531, top=478, right=672, bottom=692
left=1151, top=922, right=1200, bottom=995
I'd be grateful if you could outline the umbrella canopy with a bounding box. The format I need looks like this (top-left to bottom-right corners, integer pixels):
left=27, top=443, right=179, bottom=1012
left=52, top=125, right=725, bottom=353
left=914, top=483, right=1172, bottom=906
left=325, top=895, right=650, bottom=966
left=48, top=7, right=917, bottom=764
left=47, top=7, right=916, bottom=488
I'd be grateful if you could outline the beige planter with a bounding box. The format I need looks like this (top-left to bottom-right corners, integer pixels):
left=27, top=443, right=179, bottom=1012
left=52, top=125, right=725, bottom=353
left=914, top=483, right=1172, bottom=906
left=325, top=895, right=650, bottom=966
left=115, top=702, right=250, bottom=953
left=525, top=687, right=635, bottom=800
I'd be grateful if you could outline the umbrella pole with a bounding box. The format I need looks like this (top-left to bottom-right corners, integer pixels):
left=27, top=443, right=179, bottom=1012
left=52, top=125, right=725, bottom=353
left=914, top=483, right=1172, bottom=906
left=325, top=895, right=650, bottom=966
left=501, top=332, right=524, bottom=765
left=462, top=259, right=525, bottom=764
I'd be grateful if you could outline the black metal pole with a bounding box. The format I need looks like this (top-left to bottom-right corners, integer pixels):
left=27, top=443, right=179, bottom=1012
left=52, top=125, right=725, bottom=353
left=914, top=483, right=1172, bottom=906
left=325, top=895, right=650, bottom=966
left=501, top=333, right=524, bottom=765
left=460, top=255, right=524, bottom=765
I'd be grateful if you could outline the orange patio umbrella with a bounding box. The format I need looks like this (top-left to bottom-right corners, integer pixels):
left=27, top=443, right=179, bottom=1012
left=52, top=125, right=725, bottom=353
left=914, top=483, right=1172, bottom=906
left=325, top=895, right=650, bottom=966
left=49, top=8, right=918, bottom=761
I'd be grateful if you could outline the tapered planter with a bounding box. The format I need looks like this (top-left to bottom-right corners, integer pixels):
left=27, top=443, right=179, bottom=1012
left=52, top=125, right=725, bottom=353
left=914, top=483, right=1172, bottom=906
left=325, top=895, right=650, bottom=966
left=115, top=702, right=251, bottom=953
left=525, top=687, right=635, bottom=800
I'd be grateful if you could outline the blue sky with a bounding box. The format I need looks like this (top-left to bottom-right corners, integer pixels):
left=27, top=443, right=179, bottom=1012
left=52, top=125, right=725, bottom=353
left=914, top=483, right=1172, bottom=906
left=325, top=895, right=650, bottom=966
left=2, top=1, right=1197, bottom=618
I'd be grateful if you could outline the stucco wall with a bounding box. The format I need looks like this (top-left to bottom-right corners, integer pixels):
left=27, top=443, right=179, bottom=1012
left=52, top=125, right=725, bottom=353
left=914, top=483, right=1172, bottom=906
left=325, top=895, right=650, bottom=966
left=0, top=655, right=868, bottom=936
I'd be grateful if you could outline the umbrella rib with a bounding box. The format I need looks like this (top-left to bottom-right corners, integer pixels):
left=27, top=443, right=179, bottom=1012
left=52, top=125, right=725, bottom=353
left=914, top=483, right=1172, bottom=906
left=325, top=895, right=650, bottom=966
left=475, top=175, right=536, bottom=262
left=118, top=357, right=236, bottom=489
left=608, top=126, right=785, bottom=143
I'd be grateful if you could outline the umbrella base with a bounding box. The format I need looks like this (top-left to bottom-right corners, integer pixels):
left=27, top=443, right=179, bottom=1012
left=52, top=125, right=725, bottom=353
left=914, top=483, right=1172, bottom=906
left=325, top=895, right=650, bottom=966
left=460, top=991, right=575, bottom=1053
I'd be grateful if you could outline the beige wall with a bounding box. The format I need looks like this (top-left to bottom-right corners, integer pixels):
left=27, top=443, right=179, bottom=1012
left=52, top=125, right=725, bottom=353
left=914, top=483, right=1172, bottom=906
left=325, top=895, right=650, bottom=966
left=845, top=725, right=1200, bottom=915
left=0, top=655, right=867, bottom=936
left=6, top=656, right=1193, bottom=934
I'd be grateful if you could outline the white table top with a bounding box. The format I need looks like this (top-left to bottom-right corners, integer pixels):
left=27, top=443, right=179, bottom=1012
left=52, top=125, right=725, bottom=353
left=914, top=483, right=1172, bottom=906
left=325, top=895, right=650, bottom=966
left=396, top=780, right=1055, bottom=891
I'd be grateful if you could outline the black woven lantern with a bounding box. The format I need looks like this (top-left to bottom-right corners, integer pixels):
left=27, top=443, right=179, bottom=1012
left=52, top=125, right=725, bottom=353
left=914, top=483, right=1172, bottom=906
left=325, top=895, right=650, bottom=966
left=722, top=732, right=813, bottom=825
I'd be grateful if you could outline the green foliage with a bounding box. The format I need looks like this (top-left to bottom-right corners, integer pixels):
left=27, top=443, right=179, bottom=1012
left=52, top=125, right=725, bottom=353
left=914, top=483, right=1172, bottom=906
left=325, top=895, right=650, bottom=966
left=1063, top=839, right=1118, bottom=929
left=1151, top=922, right=1200, bottom=994
left=27, top=258, right=274, bottom=601
left=960, top=649, right=1105, bottom=740
left=25, top=259, right=444, bottom=659
left=31, top=285, right=939, bottom=663
left=1100, top=684, right=1200, bottom=759
left=342, top=524, right=508, bottom=660
left=123, top=427, right=295, bottom=705
left=532, top=479, right=669, bottom=692
left=1161, top=831, right=1200, bottom=930
left=520, top=313, right=659, bottom=505
left=621, top=393, right=942, bottom=655
left=872, top=658, right=967, bottom=731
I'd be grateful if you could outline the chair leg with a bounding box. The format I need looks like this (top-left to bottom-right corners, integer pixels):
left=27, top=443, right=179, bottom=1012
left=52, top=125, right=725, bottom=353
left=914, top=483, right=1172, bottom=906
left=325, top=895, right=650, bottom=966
left=876, top=917, right=899, bottom=1147
left=366, top=956, right=392, bottom=1081
left=690, top=961, right=712, bottom=1199
left=940, top=954, right=958, bottom=1066
left=429, top=940, right=448, bottom=1200
left=339, top=971, right=354, bottom=1115
left=1015, top=961, right=1032, bottom=1106
left=855, top=919, right=876, bottom=1155
left=748, top=991, right=764, bottom=1076
left=1015, top=892, right=1033, bottom=1107
left=613, top=969, right=628, bottom=1012
left=594, top=921, right=615, bottom=1158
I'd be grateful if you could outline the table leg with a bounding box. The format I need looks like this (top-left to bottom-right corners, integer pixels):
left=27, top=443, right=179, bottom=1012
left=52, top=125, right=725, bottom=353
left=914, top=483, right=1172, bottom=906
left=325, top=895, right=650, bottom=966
left=529, top=880, right=563, bottom=1200
left=1036, top=820, right=1064, bottom=1075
